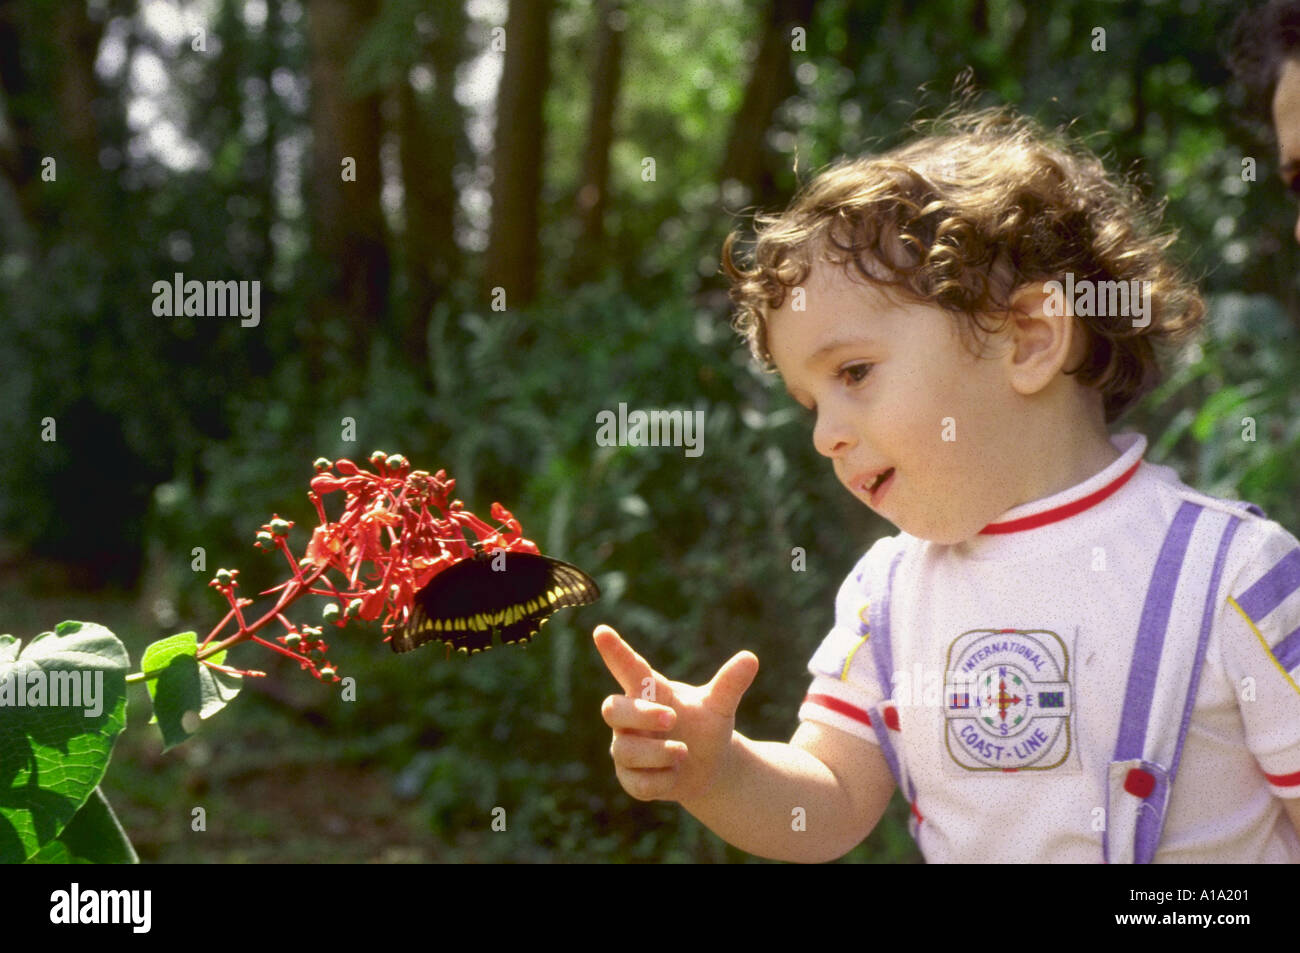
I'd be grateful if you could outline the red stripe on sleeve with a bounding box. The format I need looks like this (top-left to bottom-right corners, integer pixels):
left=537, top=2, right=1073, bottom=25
left=804, top=693, right=872, bottom=727
left=1265, top=768, right=1300, bottom=787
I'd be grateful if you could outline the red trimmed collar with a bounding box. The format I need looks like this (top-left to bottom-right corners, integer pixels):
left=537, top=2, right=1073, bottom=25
left=978, top=456, right=1142, bottom=535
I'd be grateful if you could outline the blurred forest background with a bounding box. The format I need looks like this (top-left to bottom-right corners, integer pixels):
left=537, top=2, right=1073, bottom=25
left=1, top=0, right=1298, bottom=863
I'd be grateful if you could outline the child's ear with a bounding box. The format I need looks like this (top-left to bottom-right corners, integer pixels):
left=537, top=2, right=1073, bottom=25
left=1000, top=282, right=1083, bottom=395
left=1006, top=282, right=1067, bottom=320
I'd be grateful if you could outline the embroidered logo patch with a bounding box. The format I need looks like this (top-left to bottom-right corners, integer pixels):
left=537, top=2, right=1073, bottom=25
left=942, top=628, right=1077, bottom=773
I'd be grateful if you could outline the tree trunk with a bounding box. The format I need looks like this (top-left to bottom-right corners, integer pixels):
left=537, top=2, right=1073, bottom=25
left=718, top=0, right=816, bottom=210
left=569, top=0, right=625, bottom=285
left=307, top=0, right=389, bottom=346
left=400, top=0, right=466, bottom=373
left=483, top=0, right=554, bottom=309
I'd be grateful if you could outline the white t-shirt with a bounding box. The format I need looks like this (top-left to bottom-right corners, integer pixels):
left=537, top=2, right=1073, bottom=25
left=799, top=431, right=1300, bottom=863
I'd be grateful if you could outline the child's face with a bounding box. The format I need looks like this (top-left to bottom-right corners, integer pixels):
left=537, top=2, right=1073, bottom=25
left=768, top=260, right=1036, bottom=545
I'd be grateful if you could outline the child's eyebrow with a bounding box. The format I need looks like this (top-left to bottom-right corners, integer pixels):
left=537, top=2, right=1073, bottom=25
left=804, top=336, right=877, bottom=367
left=781, top=336, right=877, bottom=402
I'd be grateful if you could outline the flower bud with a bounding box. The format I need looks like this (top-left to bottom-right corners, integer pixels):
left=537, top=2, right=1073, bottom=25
left=369, top=450, right=387, bottom=467
left=270, top=518, right=291, bottom=537
left=334, top=459, right=359, bottom=475
left=319, top=666, right=336, bottom=679
left=283, top=632, right=302, bottom=647
left=346, top=598, right=363, bottom=619
left=322, top=603, right=341, bottom=624
left=314, top=457, right=333, bottom=472
left=256, top=531, right=274, bottom=546
left=215, top=568, right=233, bottom=586
left=385, top=454, right=407, bottom=471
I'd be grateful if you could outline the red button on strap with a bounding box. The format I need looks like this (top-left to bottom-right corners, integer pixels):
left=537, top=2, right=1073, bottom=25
left=883, top=706, right=900, bottom=731
left=1124, top=768, right=1155, bottom=798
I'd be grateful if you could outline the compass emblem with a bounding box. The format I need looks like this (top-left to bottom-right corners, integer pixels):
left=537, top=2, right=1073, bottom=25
left=977, top=664, right=1031, bottom=736
left=943, top=628, right=1077, bottom=773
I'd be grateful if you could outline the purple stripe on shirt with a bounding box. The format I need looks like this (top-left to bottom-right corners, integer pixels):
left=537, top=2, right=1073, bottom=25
left=1115, top=502, right=1199, bottom=761
left=1273, top=625, right=1300, bottom=673
left=870, top=704, right=904, bottom=789
left=869, top=548, right=906, bottom=703
left=1134, top=509, right=1242, bottom=863
left=1236, top=548, right=1300, bottom=624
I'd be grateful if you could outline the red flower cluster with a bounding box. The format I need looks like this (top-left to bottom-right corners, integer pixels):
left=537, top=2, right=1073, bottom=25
left=196, top=451, right=539, bottom=681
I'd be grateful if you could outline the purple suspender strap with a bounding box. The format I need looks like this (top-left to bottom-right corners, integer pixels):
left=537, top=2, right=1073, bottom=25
left=1103, top=499, right=1261, bottom=864
left=863, top=546, right=922, bottom=839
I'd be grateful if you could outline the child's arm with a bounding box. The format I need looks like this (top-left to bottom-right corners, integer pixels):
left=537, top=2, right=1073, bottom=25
left=680, top=721, right=897, bottom=862
left=594, top=625, right=896, bottom=863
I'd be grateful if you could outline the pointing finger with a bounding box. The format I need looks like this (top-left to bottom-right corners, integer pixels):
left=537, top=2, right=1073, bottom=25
left=593, top=625, right=674, bottom=706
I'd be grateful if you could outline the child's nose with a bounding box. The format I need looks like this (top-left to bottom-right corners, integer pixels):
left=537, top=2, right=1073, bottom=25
left=812, top=413, right=856, bottom=458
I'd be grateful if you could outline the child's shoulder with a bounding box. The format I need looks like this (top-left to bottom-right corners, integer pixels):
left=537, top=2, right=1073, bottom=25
left=844, top=532, right=911, bottom=584
left=1147, top=474, right=1300, bottom=656
left=1133, top=456, right=1297, bottom=577
left=1152, top=472, right=1297, bottom=585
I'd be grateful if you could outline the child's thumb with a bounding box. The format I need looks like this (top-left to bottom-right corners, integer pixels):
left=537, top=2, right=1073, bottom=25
left=703, top=650, right=759, bottom=717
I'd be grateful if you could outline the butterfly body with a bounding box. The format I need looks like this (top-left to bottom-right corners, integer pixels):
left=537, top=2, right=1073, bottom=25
left=390, top=549, right=600, bottom=655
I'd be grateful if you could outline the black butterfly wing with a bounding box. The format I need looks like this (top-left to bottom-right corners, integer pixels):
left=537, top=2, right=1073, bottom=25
left=390, top=552, right=601, bottom=655
left=494, top=557, right=602, bottom=648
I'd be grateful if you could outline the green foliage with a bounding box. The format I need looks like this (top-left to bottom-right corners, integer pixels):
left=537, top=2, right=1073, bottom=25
left=26, top=788, right=138, bottom=864
left=1139, top=292, right=1300, bottom=530
left=141, top=632, right=243, bottom=752
left=0, top=622, right=129, bottom=863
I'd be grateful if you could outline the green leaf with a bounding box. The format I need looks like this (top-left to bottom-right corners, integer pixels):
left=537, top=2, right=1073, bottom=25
left=1190, top=381, right=1266, bottom=443
left=141, top=632, right=242, bottom=751
left=0, top=621, right=129, bottom=863
left=26, top=786, right=137, bottom=864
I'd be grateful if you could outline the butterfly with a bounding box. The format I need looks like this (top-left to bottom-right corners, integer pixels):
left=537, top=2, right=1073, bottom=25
left=389, top=547, right=601, bottom=655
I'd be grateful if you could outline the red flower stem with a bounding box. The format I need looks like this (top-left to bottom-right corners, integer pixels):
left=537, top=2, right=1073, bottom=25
left=195, top=561, right=329, bottom=662
left=280, top=540, right=305, bottom=579
left=200, top=606, right=239, bottom=650
left=202, top=659, right=265, bottom=677
left=249, top=634, right=313, bottom=662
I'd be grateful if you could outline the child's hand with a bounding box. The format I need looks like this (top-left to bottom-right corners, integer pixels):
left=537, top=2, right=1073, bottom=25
left=594, top=623, right=758, bottom=804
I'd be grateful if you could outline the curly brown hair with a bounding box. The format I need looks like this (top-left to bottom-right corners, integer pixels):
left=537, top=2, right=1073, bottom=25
left=720, top=105, right=1205, bottom=425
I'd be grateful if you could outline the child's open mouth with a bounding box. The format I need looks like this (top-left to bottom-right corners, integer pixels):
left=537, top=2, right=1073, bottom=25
left=868, top=467, right=895, bottom=504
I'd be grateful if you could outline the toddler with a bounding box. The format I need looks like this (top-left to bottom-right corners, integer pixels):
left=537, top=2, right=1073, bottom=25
left=595, top=106, right=1300, bottom=862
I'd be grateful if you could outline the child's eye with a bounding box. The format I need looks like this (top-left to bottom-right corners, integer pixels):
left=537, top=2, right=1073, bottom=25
left=838, top=362, right=874, bottom=386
